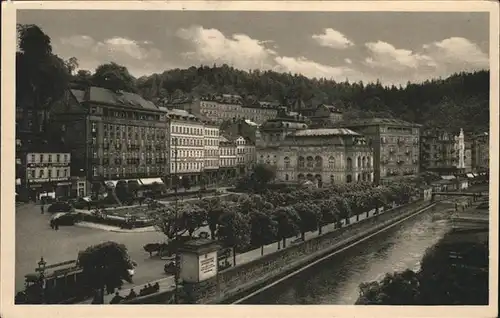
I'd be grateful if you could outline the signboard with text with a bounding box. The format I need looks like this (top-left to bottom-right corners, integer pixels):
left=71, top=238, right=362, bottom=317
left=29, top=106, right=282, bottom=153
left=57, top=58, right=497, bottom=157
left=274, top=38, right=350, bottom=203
left=198, top=251, right=217, bottom=281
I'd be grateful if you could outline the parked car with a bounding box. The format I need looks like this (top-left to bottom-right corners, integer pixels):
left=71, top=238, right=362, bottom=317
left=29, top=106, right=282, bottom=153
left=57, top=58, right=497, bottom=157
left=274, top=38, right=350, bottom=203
left=164, top=261, right=177, bottom=275
left=47, top=202, right=74, bottom=213
left=50, top=212, right=80, bottom=226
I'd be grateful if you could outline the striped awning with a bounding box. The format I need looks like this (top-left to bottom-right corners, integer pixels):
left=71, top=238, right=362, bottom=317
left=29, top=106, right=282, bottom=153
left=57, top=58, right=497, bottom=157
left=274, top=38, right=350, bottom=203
left=441, top=175, right=456, bottom=180
left=139, top=178, right=164, bottom=185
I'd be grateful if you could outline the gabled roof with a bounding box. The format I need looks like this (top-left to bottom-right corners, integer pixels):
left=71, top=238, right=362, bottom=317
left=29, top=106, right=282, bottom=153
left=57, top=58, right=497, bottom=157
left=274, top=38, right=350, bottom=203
left=70, top=89, right=86, bottom=104
left=290, top=128, right=361, bottom=137
left=86, top=87, right=159, bottom=111
left=336, top=117, right=421, bottom=128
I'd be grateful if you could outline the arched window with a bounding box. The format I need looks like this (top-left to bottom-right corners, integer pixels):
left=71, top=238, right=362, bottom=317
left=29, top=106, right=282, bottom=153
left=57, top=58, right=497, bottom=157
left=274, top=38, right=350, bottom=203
left=346, top=174, right=352, bottom=183
left=298, top=173, right=305, bottom=181
left=362, top=157, right=366, bottom=168
left=328, top=156, right=335, bottom=169
left=298, top=156, right=305, bottom=168
left=330, top=175, right=334, bottom=184
left=306, top=156, right=314, bottom=168
left=285, top=174, right=289, bottom=181
left=357, top=174, right=361, bottom=182
left=367, top=156, right=371, bottom=168
left=347, top=157, right=353, bottom=170
left=367, top=174, right=371, bottom=182
left=314, top=156, right=323, bottom=169
left=284, top=157, right=291, bottom=169
left=357, top=156, right=361, bottom=168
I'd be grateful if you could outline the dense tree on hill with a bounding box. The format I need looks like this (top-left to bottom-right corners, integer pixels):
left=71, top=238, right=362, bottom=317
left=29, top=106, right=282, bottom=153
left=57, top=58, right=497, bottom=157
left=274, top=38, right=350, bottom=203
left=16, top=24, right=71, bottom=133
left=92, top=62, right=138, bottom=93
left=134, top=65, right=489, bottom=133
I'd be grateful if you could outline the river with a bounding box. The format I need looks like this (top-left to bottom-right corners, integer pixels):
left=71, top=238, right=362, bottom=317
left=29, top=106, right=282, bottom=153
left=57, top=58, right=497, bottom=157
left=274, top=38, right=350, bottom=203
left=241, top=204, right=452, bottom=305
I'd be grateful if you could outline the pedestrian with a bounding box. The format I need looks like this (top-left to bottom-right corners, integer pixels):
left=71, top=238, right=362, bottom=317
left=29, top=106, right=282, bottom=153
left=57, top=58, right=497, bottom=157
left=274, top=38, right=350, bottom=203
left=50, top=219, right=55, bottom=230
left=41, top=204, right=45, bottom=214
left=54, top=221, right=59, bottom=230
left=110, top=292, right=123, bottom=304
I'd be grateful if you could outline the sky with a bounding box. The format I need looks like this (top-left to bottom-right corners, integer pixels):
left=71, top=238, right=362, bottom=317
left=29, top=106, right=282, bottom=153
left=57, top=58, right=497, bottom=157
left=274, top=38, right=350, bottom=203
left=17, top=10, right=490, bottom=86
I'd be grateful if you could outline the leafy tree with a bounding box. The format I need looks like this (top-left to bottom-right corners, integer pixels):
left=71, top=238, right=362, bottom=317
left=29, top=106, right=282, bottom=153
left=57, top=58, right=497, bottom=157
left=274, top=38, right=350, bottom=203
left=249, top=211, right=277, bottom=255
left=251, top=163, right=277, bottom=188
left=180, top=204, right=207, bottom=237
left=318, top=199, right=340, bottom=230
left=92, top=62, right=137, bottom=93
left=148, top=203, right=186, bottom=240
left=16, top=24, right=70, bottom=134
left=336, top=197, right=353, bottom=226
left=217, top=211, right=251, bottom=265
left=273, top=206, right=300, bottom=249
left=77, top=241, right=134, bottom=304
left=291, top=202, right=321, bottom=240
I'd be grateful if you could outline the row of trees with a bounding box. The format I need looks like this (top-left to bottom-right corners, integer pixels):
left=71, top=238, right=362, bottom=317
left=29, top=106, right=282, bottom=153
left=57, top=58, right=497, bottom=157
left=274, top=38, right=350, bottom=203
left=148, top=180, right=416, bottom=259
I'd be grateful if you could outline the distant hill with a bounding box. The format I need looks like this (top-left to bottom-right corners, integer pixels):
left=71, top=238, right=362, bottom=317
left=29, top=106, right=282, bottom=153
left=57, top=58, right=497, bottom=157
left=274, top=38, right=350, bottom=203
left=135, top=65, right=489, bottom=134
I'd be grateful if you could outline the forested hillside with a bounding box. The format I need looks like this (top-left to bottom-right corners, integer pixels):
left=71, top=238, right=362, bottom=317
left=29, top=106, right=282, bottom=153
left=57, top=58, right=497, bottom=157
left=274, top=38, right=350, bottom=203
left=134, top=65, right=489, bottom=134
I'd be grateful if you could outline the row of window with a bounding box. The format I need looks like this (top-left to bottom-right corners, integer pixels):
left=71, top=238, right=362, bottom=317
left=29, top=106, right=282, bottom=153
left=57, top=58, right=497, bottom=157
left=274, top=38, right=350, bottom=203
left=220, top=159, right=237, bottom=167
left=220, top=149, right=237, bottom=156
left=28, top=167, right=69, bottom=179
left=101, top=108, right=162, bottom=122
left=284, top=172, right=372, bottom=183
left=28, top=153, right=70, bottom=164
left=171, top=162, right=203, bottom=172
left=172, top=150, right=204, bottom=158
left=204, top=160, right=219, bottom=167
left=171, top=137, right=204, bottom=147
left=171, top=125, right=204, bottom=136
left=95, top=165, right=166, bottom=177
left=381, top=136, right=419, bottom=144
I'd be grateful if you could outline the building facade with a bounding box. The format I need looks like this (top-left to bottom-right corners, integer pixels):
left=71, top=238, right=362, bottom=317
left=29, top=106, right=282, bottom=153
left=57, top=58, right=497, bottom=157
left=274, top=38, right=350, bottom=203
left=420, top=128, right=456, bottom=174
left=24, top=152, right=72, bottom=201
left=338, top=118, right=421, bottom=183
left=219, top=136, right=238, bottom=181
left=257, top=128, right=374, bottom=186
left=166, top=108, right=205, bottom=186
left=49, top=86, right=169, bottom=192
left=168, top=94, right=278, bottom=125
left=472, top=132, right=489, bottom=172
left=202, top=121, right=221, bottom=185
left=454, top=128, right=466, bottom=172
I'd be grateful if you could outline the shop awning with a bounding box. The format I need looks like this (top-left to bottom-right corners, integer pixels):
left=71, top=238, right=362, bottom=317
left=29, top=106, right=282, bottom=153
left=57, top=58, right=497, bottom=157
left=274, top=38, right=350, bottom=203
left=441, top=175, right=456, bottom=180
left=139, top=178, right=164, bottom=186
left=104, top=180, right=119, bottom=188
left=466, top=173, right=475, bottom=178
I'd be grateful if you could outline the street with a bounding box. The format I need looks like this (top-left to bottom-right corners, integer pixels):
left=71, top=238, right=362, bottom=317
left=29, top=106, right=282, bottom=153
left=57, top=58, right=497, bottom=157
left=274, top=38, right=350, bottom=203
left=15, top=203, right=167, bottom=293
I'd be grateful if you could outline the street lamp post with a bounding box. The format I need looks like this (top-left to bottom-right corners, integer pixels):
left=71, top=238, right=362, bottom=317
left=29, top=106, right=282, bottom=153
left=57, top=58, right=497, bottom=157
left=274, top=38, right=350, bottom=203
left=37, top=257, right=47, bottom=303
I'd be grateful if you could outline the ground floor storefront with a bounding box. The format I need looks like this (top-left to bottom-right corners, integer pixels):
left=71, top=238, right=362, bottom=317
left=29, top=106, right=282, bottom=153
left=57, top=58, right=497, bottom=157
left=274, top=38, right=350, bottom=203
left=22, top=181, right=72, bottom=203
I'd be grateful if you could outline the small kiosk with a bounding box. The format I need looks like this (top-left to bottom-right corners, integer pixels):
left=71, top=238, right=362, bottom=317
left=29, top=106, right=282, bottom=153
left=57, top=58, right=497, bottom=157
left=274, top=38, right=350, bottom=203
left=178, top=239, right=221, bottom=283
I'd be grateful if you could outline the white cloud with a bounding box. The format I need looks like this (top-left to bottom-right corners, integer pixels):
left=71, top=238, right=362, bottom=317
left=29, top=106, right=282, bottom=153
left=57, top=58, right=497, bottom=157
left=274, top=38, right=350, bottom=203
left=274, top=56, right=360, bottom=80
left=312, top=28, right=354, bottom=49
left=176, top=25, right=276, bottom=70
left=345, top=58, right=353, bottom=64
left=57, top=35, right=164, bottom=77
left=364, top=40, right=436, bottom=70
left=422, top=37, right=489, bottom=69
left=60, top=35, right=95, bottom=49
left=176, top=25, right=359, bottom=81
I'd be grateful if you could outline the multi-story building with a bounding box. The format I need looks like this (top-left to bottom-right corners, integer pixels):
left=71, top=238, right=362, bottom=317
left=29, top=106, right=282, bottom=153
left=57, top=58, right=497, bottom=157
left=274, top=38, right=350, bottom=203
left=464, top=140, right=473, bottom=173
left=202, top=120, right=221, bottom=185
left=168, top=95, right=279, bottom=125
left=219, top=136, right=238, bottom=181
left=223, top=118, right=260, bottom=144
left=165, top=108, right=205, bottom=187
left=454, top=128, right=466, bottom=173
left=50, top=86, right=169, bottom=192
left=231, top=135, right=256, bottom=175
left=472, top=132, right=489, bottom=172
left=420, top=128, right=456, bottom=174
left=257, top=127, right=374, bottom=186
left=337, top=118, right=421, bottom=184
left=299, top=103, right=344, bottom=128
left=23, top=151, right=72, bottom=201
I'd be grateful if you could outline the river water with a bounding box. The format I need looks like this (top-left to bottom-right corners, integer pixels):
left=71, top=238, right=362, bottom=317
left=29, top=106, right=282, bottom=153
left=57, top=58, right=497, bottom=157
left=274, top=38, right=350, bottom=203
left=241, top=204, right=452, bottom=305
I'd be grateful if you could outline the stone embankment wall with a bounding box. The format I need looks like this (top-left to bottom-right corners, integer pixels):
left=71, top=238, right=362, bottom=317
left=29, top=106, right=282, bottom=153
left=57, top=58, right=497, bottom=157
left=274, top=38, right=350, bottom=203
left=135, top=199, right=436, bottom=304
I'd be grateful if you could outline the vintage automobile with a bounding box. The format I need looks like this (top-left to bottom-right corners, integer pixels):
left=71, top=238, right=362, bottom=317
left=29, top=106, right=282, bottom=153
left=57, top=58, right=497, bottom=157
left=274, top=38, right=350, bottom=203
left=50, top=212, right=80, bottom=226
left=47, top=202, right=74, bottom=213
